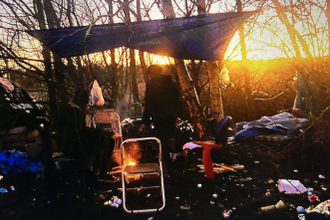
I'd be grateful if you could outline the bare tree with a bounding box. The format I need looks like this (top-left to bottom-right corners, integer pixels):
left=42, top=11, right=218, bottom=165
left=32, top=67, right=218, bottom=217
left=161, top=0, right=210, bottom=139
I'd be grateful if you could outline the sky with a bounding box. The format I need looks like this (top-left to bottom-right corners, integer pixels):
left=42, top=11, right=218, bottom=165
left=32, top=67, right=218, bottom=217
left=0, top=0, right=328, bottom=61
left=132, top=0, right=329, bottom=61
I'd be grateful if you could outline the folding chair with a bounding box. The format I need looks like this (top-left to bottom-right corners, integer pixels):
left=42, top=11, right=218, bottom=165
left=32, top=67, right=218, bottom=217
left=87, top=108, right=122, bottom=150
left=120, top=137, right=166, bottom=213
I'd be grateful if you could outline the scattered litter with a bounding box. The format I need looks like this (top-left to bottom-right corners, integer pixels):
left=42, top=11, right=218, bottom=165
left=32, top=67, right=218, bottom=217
left=296, top=206, right=305, bottom=213
left=232, top=164, right=245, bottom=170
left=297, top=213, right=305, bottom=220
left=113, top=196, right=122, bottom=205
left=197, top=163, right=244, bottom=174
left=259, top=200, right=285, bottom=212
left=294, top=170, right=298, bottom=173
left=210, top=201, right=215, bottom=205
left=305, top=199, right=330, bottom=217
left=212, top=193, right=218, bottom=199
left=101, top=189, right=112, bottom=194
left=223, top=209, right=232, bottom=218
left=319, top=174, right=326, bottom=179
left=180, top=204, right=191, bottom=210
left=104, top=196, right=122, bottom=208
left=9, top=186, right=15, bottom=191
left=104, top=200, right=111, bottom=205
left=265, top=191, right=271, bottom=197
left=175, top=197, right=180, bottom=200
left=307, top=188, right=314, bottom=194
left=308, top=194, right=320, bottom=204
left=267, top=179, right=274, bottom=184
left=322, top=187, right=328, bottom=191
left=235, top=177, right=252, bottom=182
left=277, top=179, right=307, bottom=194
left=0, top=175, right=3, bottom=181
left=110, top=202, right=119, bottom=208
left=0, top=188, right=8, bottom=193
left=197, top=184, right=202, bottom=188
left=148, top=217, right=154, bottom=220
left=254, top=161, right=259, bottom=164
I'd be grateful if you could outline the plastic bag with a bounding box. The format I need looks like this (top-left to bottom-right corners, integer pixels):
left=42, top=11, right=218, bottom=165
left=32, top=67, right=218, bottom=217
left=219, top=67, right=230, bottom=86
left=89, top=80, right=105, bottom=106
left=0, top=150, right=42, bottom=174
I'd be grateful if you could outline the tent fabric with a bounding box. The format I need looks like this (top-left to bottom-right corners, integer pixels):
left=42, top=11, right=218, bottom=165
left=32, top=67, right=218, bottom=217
left=0, top=150, right=42, bottom=174
left=26, top=12, right=256, bottom=61
left=234, top=112, right=310, bottom=142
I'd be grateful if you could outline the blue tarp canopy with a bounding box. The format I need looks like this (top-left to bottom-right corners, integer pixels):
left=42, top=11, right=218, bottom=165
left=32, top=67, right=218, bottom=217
left=27, top=12, right=255, bottom=61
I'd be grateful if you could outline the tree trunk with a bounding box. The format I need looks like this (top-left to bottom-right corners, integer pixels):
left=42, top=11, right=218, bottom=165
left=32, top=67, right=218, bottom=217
left=137, top=0, right=147, bottom=79
left=326, top=0, right=330, bottom=57
left=198, top=0, right=224, bottom=123
left=237, top=0, right=247, bottom=61
left=106, top=0, right=119, bottom=109
left=272, top=0, right=313, bottom=59
left=123, top=0, right=140, bottom=117
left=34, top=0, right=59, bottom=121
left=206, top=62, right=223, bottom=122
left=162, top=0, right=209, bottom=139
left=272, top=0, right=315, bottom=114
left=236, top=0, right=254, bottom=120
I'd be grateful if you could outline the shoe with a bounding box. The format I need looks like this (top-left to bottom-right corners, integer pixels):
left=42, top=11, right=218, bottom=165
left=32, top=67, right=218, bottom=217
left=97, top=174, right=120, bottom=183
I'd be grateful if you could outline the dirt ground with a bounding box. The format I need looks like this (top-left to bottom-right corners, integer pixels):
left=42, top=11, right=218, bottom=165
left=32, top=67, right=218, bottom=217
left=0, top=142, right=330, bottom=220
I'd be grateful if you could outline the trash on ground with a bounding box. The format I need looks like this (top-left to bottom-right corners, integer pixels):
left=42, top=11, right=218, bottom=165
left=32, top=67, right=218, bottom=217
left=319, top=174, right=326, bottom=179
left=259, top=200, right=286, bottom=213
left=103, top=196, right=122, bottom=208
left=0, top=150, right=42, bottom=174
left=277, top=179, right=307, bottom=194
left=223, top=209, right=232, bottom=218
left=265, top=191, right=271, bottom=197
left=308, top=194, right=320, bottom=204
left=296, top=206, right=305, bottom=213
left=180, top=204, right=191, bottom=210
left=297, top=213, right=305, bottom=220
left=0, top=188, right=8, bottom=193
left=305, top=199, right=330, bottom=215
left=197, top=162, right=244, bottom=174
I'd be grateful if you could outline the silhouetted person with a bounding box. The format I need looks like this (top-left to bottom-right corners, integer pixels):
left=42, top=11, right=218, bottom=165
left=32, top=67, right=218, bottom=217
left=56, top=90, right=116, bottom=181
left=141, top=65, right=186, bottom=176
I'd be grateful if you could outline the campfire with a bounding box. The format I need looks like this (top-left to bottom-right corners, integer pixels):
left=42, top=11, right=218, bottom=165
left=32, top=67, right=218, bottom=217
left=123, top=153, right=137, bottom=167
left=110, top=140, right=161, bottom=184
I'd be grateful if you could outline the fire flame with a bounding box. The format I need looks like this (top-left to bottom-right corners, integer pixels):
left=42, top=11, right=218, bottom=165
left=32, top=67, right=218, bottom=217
left=111, top=143, right=141, bottom=167
left=125, top=155, right=137, bottom=167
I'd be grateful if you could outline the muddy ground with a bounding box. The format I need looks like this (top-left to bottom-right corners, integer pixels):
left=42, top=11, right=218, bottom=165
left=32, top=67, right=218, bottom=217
left=0, top=142, right=329, bottom=220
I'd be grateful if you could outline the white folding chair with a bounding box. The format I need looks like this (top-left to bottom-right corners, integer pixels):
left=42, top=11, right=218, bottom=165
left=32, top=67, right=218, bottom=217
left=86, top=108, right=122, bottom=150
left=120, top=137, right=166, bottom=213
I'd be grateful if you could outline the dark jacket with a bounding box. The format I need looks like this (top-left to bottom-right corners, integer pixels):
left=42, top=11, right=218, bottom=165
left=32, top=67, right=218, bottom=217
left=142, top=74, right=185, bottom=126
left=56, top=103, right=87, bottom=159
